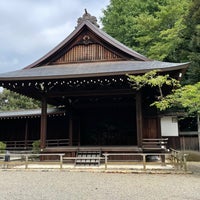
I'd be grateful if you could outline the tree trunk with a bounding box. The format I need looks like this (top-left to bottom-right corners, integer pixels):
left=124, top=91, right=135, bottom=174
left=198, top=114, right=200, bottom=152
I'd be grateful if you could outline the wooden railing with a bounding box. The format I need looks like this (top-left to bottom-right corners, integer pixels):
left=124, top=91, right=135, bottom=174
left=142, top=138, right=168, bottom=152
left=0, top=151, right=188, bottom=171
left=4, top=140, right=34, bottom=149
left=0, top=153, right=65, bottom=169
left=46, top=139, right=69, bottom=147
left=3, top=139, right=70, bottom=150
left=103, top=153, right=171, bottom=170
left=170, top=148, right=188, bottom=171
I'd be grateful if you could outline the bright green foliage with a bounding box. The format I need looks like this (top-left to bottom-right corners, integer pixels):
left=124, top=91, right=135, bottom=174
left=0, top=89, right=40, bottom=111
left=102, top=0, right=190, bottom=61
left=102, top=0, right=200, bottom=85
left=102, top=0, right=167, bottom=52
left=129, top=71, right=200, bottom=134
left=134, top=0, right=189, bottom=61
left=0, top=141, right=6, bottom=153
left=182, top=0, right=200, bottom=84
left=128, top=70, right=180, bottom=99
left=129, top=70, right=200, bottom=117
left=153, top=82, right=200, bottom=115
left=32, top=140, right=40, bottom=153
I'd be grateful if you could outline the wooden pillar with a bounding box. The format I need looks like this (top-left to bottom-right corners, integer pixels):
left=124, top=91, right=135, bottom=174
left=136, top=91, right=143, bottom=147
left=78, top=119, right=80, bottom=146
left=69, top=116, right=73, bottom=146
left=197, top=114, right=200, bottom=152
left=40, top=96, right=47, bottom=150
left=24, top=119, right=28, bottom=149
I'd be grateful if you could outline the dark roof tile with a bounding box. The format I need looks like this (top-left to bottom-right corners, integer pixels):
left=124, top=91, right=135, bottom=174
left=0, top=61, right=189, bottom=81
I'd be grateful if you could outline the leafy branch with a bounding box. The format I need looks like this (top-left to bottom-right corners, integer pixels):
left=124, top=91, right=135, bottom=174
left=128, top=70, right=180, bottom=100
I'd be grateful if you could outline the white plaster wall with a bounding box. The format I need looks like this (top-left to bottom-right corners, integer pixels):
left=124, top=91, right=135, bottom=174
left=161, top=116, right=179, bottom=136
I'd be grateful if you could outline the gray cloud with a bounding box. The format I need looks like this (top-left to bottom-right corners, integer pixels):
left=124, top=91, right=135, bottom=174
left=0, top=0, right=109, bottom=73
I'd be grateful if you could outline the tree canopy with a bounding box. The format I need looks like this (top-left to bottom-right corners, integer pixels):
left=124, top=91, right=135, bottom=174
left=128, top=70, right=200, bottom=116
left=102, top=0, right=200, bottom=84
left=128, top=71, right=200, bottom=134
left=153, top=82, right=200, bottom=116
left=102, top=0, right=190, bottom=61
left=0, top=89, right=40, bottom=111
left=181, top=0, right=200, bottom=84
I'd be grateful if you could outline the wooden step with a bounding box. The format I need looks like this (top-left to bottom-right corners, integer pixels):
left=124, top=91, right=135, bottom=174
left=75, top=150, right=101, bottom=166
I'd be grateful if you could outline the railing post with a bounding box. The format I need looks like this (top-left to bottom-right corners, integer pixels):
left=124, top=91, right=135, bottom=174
left=25, top=155, right=28, bottom=169
left=183, top=154, right=187, bottom=172
left=142, top=154, right=146, bottom=170
left=161, top=154, right=166, bottom=166
left=104, top=154, right=108, bottom=170
left=171, top=150, right=174, bottom=165
left=60, top=154, right=63, bottom=169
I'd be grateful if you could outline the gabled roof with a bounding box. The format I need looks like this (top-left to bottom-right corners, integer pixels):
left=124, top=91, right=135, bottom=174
left=0, top=11, right=189, bottom=83
left=24, top=16, right=149, bottom=69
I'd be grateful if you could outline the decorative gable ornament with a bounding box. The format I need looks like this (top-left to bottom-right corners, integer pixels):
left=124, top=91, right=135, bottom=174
left=77, top=9, right=100, bottom=28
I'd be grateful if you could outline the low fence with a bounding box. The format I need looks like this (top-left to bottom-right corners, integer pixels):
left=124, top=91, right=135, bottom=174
left=0, top=153, right=65, bottom=169
left=3, top=139, right=70, bottom=150
left=170, top=148, right=188, bottom=171
left=0, top=150, right=188, bottom=172
left=103, top=153, right=169, bottom=170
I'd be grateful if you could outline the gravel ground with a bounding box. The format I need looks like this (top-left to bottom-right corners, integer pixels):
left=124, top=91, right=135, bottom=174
left=0, top=162, right=199, bottom=200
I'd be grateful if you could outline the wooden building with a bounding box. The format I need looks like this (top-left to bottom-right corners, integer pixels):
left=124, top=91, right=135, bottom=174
left=0, top=12, right=189, bottom=155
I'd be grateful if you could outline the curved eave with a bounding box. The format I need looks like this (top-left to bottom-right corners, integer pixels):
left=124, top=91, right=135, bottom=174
left=24, top=21, right=149, bottom=69
left=0, top=108, right=65, bottom=119
left=0, top=61, right=190, bottom=81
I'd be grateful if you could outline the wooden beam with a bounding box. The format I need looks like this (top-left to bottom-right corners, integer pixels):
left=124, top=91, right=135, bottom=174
left=40, top=96, right=47, bottom=150
left=47, top=89, right=135, bottom=98
left=136, top=91, right=143, bottom=147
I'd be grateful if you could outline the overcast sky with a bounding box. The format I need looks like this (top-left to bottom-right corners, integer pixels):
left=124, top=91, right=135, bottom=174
left=0, top=0, right=110, bottom=73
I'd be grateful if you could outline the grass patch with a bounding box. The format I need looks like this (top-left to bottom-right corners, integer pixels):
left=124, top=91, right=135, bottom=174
left=182, top=151, right=200, bottom=161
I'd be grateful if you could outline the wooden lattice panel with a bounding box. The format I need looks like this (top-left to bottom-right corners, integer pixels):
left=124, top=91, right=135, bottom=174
left=54, top=44, right=121, bottom=64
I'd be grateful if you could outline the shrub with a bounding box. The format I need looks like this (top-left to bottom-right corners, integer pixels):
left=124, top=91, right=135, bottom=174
left=0, top=141, right=6, bottom=153
left=32, top=140, right=40, bottom=154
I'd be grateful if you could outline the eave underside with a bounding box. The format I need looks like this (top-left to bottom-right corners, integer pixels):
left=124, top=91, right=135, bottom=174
left=0, top=60, right=189, bottom=106
left=0, top=69, right=185, bottom=107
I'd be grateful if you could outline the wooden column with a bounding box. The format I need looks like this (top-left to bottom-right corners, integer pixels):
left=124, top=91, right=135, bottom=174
left=77, top=119, right=80, bottom=146
left=69, top=117, right=73, bottom=146
left=198, top=114, right=200, bottom=151
left=24, top=119, right=28, bottom=149
left=136, top=91, right=143, bottom=147
left=40, top=96, right=47, bottom=150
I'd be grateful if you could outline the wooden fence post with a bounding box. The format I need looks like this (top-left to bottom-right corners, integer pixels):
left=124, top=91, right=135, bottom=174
left=25, top=155, right=28, bottom=169
left=104, top=154, right=108, bottom=170
left=60, top=155, right=63, bottom=169
left=142, top=154, right=146, bottom=170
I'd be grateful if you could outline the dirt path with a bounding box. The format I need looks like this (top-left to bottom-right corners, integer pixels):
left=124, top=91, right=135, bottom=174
left=187, top=162, right=200, bottom=176
left=0, top=163, right=199, bottom=200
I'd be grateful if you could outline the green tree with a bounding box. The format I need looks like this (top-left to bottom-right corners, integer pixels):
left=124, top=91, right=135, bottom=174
left=128, top=71, right=200, bottom=150
left=128, top=70, right=180, bottom=99
left=128, top=71, right=200, bottom=117
left=181, top=0, right=200, bottom=84
left=152, top=82, right=200, bottom=114
left=153, top=81, right=200, bottom=150
left=0, top=89, right=40, bottom=111
left=102, top=0, right=190, bottom=61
